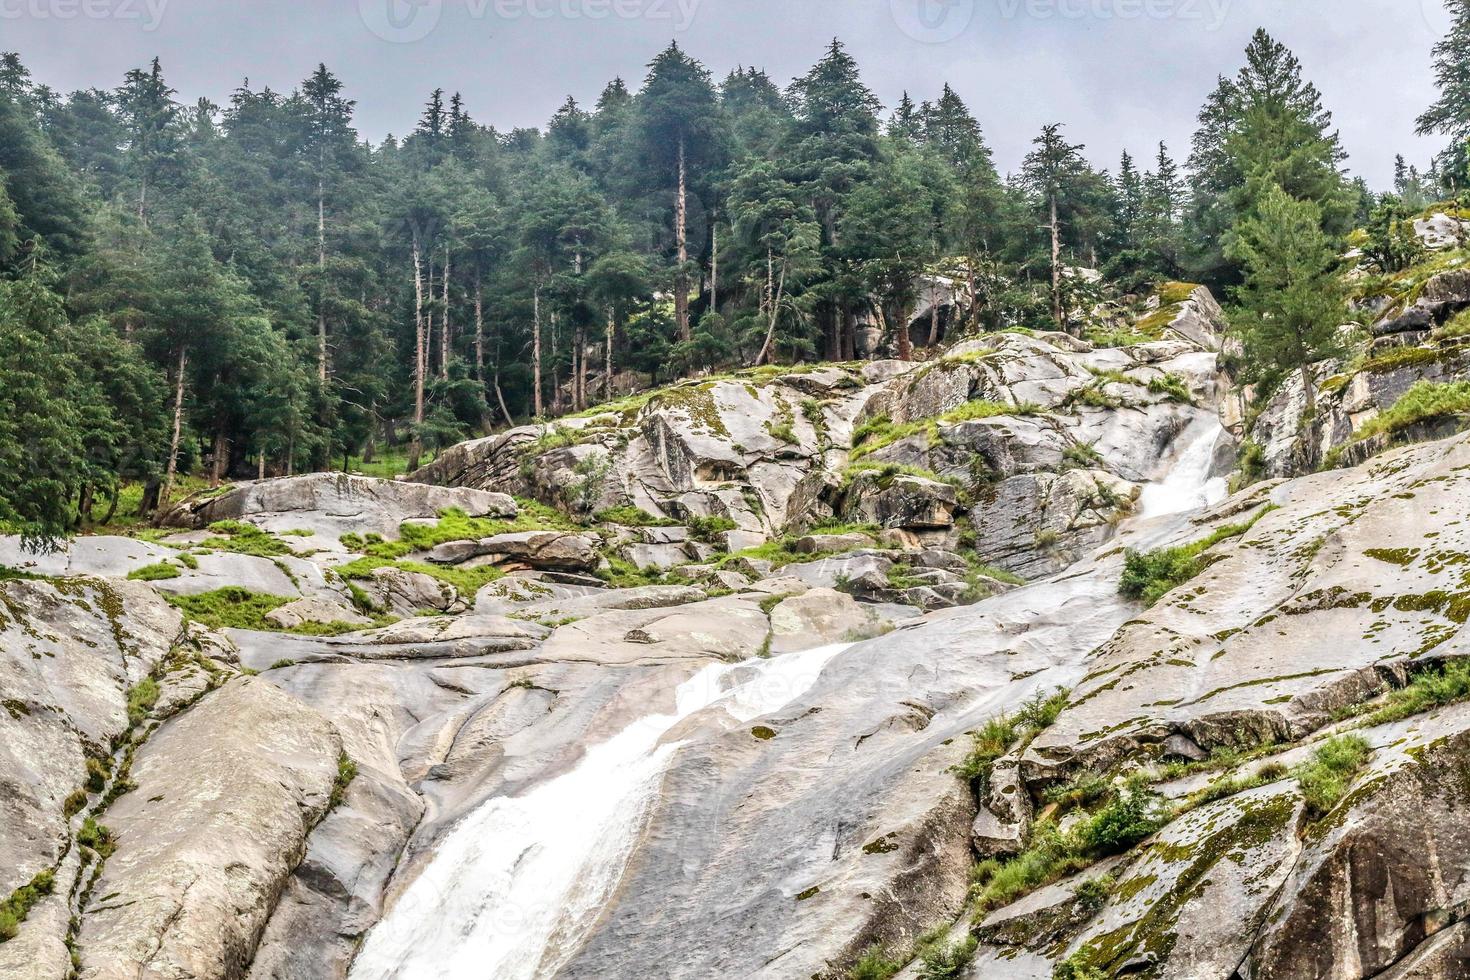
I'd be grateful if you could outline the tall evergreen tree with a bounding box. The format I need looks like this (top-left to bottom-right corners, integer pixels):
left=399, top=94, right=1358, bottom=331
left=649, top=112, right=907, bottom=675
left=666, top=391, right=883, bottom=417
left=1186, top=30, right=1349, bottom=285
left=1417, top=0, right=1470, bottom=190
left=1021, top=123, right=1088, bottom=329
left=631, top=43, right=725, bottom=345
left=1226, top=182, right=1347, bottom=464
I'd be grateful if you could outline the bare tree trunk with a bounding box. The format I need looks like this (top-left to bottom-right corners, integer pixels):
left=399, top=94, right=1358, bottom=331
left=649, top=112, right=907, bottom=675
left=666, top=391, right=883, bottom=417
left=532, top=284, right=543, bottom=418
left=162, top=346, right=187, bottom=506
left=257, top=446, right=266, bottom=481
left=440, top=244, right=451, bottom=379
left=473, top=266, right=484, bottom=384
left=550, top=310, right=562, bottom=415
left=895, top=300, right=913, bottom=362
left=842, top=307, right=857, bottom=361
left=756, top=260, right=788, bottom=367
left=317, top=176, right=328, bottom=382
left=710, top=217, right=718, bottom=315
left=675, top=137, right=690, bottom=344
left=605, top=309, right=615, bottom=402
left=927, top=295, right=941, bottom=348
left=575, top=325, right=587, bottom=411
left=426, top=259, right=435, bottom=379
left=409, top=237, right=426, bottom=472
left=210, top=429, right=229, bottom=488
left=493, top=371, right=512, bottom=428
left=1049, top=192, right=1064, bottom=331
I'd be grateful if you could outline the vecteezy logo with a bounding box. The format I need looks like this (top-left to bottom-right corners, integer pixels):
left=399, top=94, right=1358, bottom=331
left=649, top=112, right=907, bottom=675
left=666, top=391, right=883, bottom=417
left=359, top=0, right=443, bottom=43
left=890, top=0, right=975, bottom=43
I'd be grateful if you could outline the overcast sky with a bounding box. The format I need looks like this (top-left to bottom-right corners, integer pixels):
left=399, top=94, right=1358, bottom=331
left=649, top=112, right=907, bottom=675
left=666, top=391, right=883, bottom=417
left=0, top=0, right=1455, bottom=187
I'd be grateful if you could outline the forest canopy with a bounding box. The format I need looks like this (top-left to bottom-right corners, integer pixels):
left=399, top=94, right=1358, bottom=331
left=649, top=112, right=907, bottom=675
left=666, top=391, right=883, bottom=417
left=0, top=13, right=1467, bottom=548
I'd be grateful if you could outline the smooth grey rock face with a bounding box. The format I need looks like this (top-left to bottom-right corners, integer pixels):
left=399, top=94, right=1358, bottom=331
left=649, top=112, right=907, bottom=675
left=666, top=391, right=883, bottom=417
left=74, top=678, right=342, bottom=980
left=0, top=578, right=182, bottom=909
left=22, top=283, right=1470, bottom=980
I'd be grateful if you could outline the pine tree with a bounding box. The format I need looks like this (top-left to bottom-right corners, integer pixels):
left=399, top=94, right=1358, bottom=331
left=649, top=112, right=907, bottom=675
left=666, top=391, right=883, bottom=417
left=1022, top=123, right=1088, bottom=329
left=1417, top=0, right=1470, bottom=189
left=923, top=84, right=993, bottom=178
left=115, top=58, right=181, bottom=226
left=296, top=64, right=360, bottom=382
left=1186, top=30, right=1350, bottom=285
left=889, top=92, right=923, bottom=143
left=631, top=42, right=725, bottom=346
left=1226, top=182, right=1347, bottom=462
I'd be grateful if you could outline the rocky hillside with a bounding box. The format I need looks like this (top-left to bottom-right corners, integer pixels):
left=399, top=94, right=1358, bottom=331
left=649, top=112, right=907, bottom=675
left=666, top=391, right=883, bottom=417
left=5, top=277, right=1470, bottom=980
left=1251, top=209, right=1470, bottom=477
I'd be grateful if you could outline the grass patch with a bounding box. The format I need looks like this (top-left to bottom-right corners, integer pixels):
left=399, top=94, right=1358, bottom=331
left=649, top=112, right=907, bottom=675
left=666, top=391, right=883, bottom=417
left=1352, top=380, right=1470, bottom=444
left=126, top=678, right=159, bottom=726
left=850, top=402, right=1041, bottom=461
left=1355, top=657, right=1470, bottom=726
left=167, top=588, right=291, bottom=631
left=77, top=817, right=115, bottom=857
left=200, top=521, right=293, bottom=558
left=1294, top=735, right=1371, bottom=818
left=0, top=868, right=55, bottom=942
left=1120, top=509, right=1276, bottom=606
left=126, top=563, right=180, bottom=582
left=847, top=945, right=904, bottom=980
left=1359, top=346, right=1450, bottom=375
left=594, top=505, right=677, bottom=527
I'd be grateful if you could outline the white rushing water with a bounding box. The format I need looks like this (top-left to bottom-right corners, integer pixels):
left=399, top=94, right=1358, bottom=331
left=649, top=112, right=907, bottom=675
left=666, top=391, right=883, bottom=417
left=350, top=642, right=854, bottom=980
left=1136, top=416, right=1229, bottom=520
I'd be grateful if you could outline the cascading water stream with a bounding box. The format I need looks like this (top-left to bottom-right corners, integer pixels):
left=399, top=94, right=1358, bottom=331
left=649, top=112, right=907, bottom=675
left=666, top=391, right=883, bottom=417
left=349, top=643, right=854, bottom=980
left=350, top=415, right=1231, bottom=980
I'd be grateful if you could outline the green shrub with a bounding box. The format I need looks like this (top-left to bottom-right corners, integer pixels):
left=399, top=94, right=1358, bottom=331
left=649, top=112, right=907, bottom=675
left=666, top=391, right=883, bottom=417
left=916, top=933, right=978, bottom=980
left=1075, top=791, right=1167, bottom=856
left=1295, top=735, right=1371, bottom=817
left=1147, top=373, right=1192, bottom=403
left=687, top=515, right=737, bottom=543
left=127, top=563, right=181, bottom=582
left=330, top=753, right=357, bottom=809
left=0, top=868, right=55, bottom=942
left=847, top=946, right=903, bottom=980
left=971, top=789, right=1166, bottom=913
left=1120, top=511, right=1275, bottom=606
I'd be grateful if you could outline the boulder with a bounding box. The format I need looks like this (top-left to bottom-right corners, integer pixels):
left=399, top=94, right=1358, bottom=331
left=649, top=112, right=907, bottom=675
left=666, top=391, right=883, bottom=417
left=428, top=531, right=601, bottom=572
left=783, top=552, right=894, bottom=596
left=970, top=469, right=1137, bottom=579
left=264, top=597, right=372, bottom=631
left=843, top=473, right=959, bottom=530
left=163, top=473, right=516, bottom=539
left=361, top=567, right=465, bottom=617
left=767, top=589, right=886, bottom=654
left=793, top=532, right=874, bottom=555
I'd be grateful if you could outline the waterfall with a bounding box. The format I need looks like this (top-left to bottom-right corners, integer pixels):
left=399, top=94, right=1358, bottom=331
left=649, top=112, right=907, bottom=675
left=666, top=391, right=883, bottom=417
left=349, top=643, right=853, bottom=980
left=350, top=412, right=1233, bottom=980
left=1136, top=416, right=1229, bottom=520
